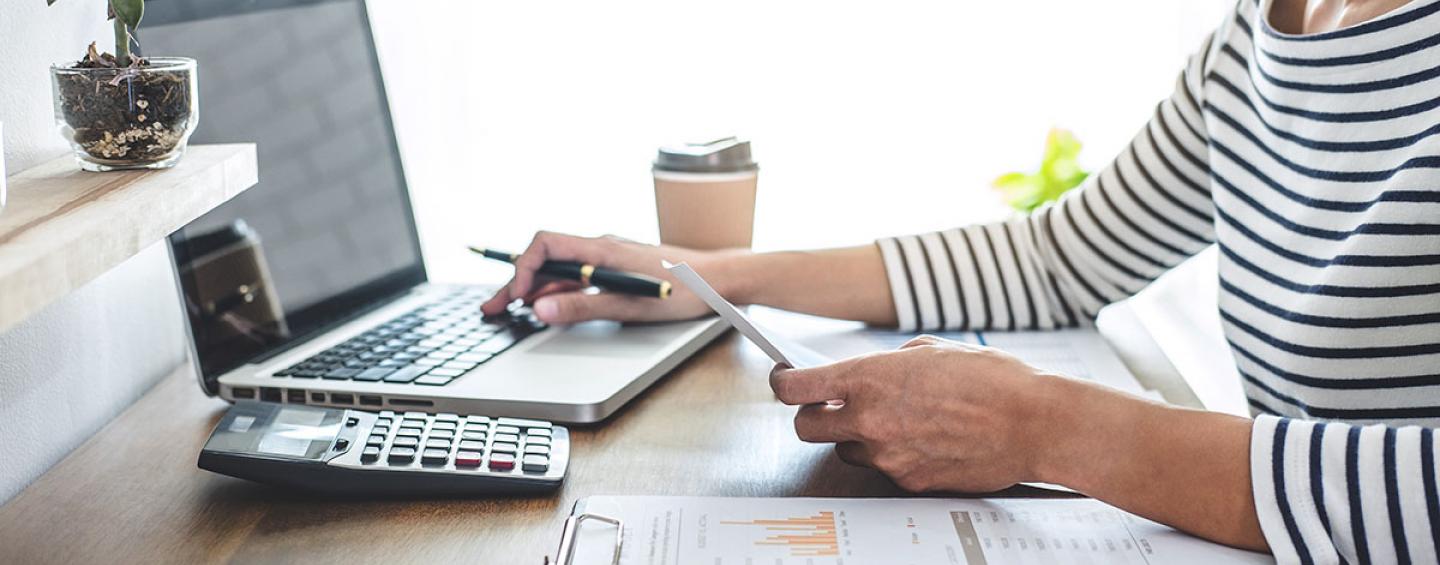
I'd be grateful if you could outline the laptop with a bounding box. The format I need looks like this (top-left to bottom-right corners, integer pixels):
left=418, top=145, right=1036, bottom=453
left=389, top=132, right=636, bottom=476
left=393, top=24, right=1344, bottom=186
left=147, top=0, right=727, bottom=423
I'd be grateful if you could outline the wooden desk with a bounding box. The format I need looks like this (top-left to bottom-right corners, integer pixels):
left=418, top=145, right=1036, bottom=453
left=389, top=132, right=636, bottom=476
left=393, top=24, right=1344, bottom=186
left=0, top=335, right=931, bottom=564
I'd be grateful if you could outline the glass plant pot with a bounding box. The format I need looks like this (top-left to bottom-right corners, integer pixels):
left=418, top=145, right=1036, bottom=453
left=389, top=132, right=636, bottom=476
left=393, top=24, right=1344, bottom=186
left=51, top=57, right=198, bottom=172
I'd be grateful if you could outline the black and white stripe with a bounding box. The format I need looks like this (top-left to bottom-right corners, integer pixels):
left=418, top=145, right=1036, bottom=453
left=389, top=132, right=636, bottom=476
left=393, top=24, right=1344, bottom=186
left=877, top=0, right=1440, bottom=561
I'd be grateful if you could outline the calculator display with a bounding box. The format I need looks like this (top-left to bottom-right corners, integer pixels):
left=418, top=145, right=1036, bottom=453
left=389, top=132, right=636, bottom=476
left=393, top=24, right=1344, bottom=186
left=206, top=403, right=342, bottom=461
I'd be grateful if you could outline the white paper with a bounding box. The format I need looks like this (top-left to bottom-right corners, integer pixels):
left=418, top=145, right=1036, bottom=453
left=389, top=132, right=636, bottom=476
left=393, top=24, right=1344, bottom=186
left=664, top=261, right=831, bottom=368
left=570, top=495, right=1273, bottom=565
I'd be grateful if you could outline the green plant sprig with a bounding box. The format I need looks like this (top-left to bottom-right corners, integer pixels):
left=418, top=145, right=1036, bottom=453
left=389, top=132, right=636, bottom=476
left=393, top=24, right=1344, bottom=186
left=991, top=128, right=1090, bottom=214
left=46, top=0, right=145, bottom=67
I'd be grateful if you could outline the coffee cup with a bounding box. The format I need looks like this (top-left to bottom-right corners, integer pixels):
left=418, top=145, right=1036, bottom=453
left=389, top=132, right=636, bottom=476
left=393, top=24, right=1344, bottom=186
left=652, top=137, right=759, bottom=250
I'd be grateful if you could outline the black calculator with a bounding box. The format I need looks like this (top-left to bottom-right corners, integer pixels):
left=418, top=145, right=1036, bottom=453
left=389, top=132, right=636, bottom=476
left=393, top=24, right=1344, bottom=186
left=198, top=401, right=568, bottom=495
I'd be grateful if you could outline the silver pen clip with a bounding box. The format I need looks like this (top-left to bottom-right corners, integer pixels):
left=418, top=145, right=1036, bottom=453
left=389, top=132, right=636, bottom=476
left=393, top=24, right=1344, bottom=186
left=546, top=512, right=623, bottom=565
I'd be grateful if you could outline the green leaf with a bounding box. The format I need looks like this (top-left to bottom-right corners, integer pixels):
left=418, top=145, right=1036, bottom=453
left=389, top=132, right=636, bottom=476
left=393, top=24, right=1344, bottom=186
left=109, top=0, right=143, bottom=30
left=991, top=128, right=1090, bottom=214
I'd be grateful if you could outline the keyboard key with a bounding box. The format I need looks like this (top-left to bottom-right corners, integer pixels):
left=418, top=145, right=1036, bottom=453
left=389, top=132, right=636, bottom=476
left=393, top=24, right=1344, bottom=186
left=429, top=429, right=455, bottom=440
left=428, top=368, right=465, bottom=378
left=361, top=446, right=381, bottom=463
left=396, top=427, right=423, bottom=437
left=488, top=453, right=515, bottom=470
left=366, top=434, right=386, bottom=447
left=494, top=426, right=521, bottom=435
left=323, top=367, right=363, bottom=380
left=392, top=436, right=419, bottom=448
left=522, top=455, right=549, bottom=473
left=458, top=439, right=486, bottom=451
left=454, top=353, right=493, bottom=364
left=382, top=364, right=429, bottom=383
left=425, top=438, right=451, bottom=449
left=493, top=433, right=520, bottom=444
left=417, top=339, right=449, bottom=349
left=527, top=428, right=553, bottom=438
left=404, top=411, right=428, bottom=419
left=474, top=333, right=517, bottom=354
left=421, top=449, right=450, bottom=464
left=454, top=451, right=483, bottom=467
left=415, top=358, right=446, bottom=367
left=527, top=436, right=551, bottom=447
left=465, top=416, right=492, bottom=426
left=415, top=376, right=452, bottom=386
left=387, top=447, right=416, bottom=463
left=441, top=361, right=478, bottom=372
left=434, top=413, right=460, bottom=422
left=371, top=426, right=390, bottom=436
left=379, top=410, right=396, bottom=418
left=430, top=421, right=457, bottom=431
left=425, top=350, right=458, bottom=362
left=523, top=444, right=550, bottom=456
left=492, top=442, right=518, bottom=454
left=353, top=367, right=396, bottom=381
left=461, top=431, right=487, bottom=441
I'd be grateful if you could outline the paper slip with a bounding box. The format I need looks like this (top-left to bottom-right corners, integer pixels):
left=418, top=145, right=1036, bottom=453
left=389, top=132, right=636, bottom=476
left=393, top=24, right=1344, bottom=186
left=567, top=495, right=1273, bottom=565
left=663, top=261, right=830, bottom=368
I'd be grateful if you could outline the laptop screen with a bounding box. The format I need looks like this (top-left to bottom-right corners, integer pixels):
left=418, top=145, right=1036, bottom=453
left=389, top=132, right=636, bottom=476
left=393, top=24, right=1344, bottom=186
left=152, top=0, right=426, bottom=389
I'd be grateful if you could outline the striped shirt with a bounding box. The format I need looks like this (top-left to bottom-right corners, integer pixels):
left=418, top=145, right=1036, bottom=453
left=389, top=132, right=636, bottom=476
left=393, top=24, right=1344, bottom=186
left=876, top=0, right=1440, bottom=562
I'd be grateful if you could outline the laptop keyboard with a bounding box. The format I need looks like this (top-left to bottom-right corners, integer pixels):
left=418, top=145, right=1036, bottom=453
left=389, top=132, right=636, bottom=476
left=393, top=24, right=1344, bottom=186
left=271, top=288, right=546, bottom=387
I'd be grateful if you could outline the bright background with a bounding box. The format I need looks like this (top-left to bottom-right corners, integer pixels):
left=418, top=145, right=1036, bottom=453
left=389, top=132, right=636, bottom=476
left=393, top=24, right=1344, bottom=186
left=366, top=0, right=1232, bottom=283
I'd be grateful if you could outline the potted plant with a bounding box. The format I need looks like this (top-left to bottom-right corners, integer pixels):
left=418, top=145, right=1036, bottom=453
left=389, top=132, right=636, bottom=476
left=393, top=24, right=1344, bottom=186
left=49, top=0, right=198, bottom=172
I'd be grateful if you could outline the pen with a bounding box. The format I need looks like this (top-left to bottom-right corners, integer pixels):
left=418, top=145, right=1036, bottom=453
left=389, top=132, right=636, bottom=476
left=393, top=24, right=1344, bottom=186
left=468, top=246, right=672, bottom=299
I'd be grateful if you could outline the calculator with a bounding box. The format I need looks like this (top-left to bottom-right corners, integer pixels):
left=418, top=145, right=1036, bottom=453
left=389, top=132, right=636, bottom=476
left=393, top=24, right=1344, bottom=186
left=198, top=401, right=568, bottom=495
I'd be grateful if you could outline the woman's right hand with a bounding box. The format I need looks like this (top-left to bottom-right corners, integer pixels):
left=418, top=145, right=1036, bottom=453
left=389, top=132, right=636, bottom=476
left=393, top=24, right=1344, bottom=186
left=479, top=231, right=738, bottom=325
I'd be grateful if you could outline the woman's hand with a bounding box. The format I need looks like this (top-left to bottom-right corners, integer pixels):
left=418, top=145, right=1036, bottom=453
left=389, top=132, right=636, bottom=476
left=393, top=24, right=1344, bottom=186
left=479, top=231, right=739, bottom=324
left=768, top=334, right=1081, bottom=493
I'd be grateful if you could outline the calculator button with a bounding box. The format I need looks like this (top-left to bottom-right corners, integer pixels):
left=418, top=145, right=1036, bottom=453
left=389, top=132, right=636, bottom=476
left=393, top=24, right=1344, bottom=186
left=455, top=451, right=483, bottom=467
left=494, top=426, right=521, bottom=435
left=380, top=410, right=396, bottom=418
left=492, top=442, right=518, bottom=454
left=523, top=444, right=550, bottom=456
left=361, top=446, right=381, bottom=462
left=425, top=438, right=451, bottom=449
left=392, top=436, right=420, bottom=448
left=387, top=447, right=416, bottom=463
left=397, top=427, right=423, bottom=437
left=526, top=428, right=553, bottom=438
left=458, top=440, right=486, bottom=451
left=374, top=418, right=393, bottom=427
left=333, top=438, right=351, bottom=451
left=421, top=449, right=449, bottom=465
left=493, top=433, right=520, bottom=444
left=402, top=417, right=427, bottom=427
left=522, top=455, right=549, bottom=473
left=430, top=421, right=457, bottom=431
left=404, top=411, right=428, bottom=419
left=488, top=453, right=515, bottom=470
left=464, top=417, right=492, bottom=427
left=434, top=413, right=460, bottom=422
left=527, top=436, right=551, bottom=447
left=366, top=434, right=386, bottom=447
left=371, top=426, right=390, bottom=436
left=461, top=431, right=487, bottom=441
left=429, top=429, right=456, bottom=440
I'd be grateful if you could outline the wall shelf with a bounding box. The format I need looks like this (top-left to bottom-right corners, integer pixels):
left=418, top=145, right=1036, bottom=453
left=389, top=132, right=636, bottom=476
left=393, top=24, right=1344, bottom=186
left=0, top=144, right=258, bottom=334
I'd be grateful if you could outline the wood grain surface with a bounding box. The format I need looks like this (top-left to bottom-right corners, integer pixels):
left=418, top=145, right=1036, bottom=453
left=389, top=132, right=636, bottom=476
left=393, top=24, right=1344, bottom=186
left=0, top=144, right=257, bottom=334
left=0, top=335, right=971, bottom=564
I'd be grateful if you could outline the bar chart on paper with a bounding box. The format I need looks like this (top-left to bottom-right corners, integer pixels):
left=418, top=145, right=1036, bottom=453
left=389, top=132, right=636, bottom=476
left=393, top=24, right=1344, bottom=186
left=570, top=496, right=1274, bottom=565
left=719, top=510, right=842, bottom=558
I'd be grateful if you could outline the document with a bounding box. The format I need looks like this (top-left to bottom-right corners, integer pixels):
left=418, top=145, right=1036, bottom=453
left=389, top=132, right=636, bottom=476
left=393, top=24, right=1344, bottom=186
left=568, top=496, right=1273, bottom=565
left=665, top=261, right=830, bottom=368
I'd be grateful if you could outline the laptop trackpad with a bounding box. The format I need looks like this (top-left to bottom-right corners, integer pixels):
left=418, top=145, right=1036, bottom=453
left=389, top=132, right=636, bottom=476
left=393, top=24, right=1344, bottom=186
left=528, top=321, right=683, bottom=358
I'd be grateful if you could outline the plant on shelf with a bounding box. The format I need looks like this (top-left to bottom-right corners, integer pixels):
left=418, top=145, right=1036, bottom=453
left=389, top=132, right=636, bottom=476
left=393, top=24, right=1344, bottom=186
left=48, top=0, right=199, bottom=172
left=991, top=128, right=1090, bottom=214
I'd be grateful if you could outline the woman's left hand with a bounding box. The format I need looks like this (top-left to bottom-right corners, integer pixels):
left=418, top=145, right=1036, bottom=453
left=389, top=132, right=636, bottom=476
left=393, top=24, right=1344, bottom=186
left=769, top=334, right=1071, bottom=493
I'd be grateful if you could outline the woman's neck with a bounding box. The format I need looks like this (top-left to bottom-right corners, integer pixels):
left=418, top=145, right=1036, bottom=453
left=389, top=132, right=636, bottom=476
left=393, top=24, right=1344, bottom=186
left=1269, top=0, right=1414, bottom=34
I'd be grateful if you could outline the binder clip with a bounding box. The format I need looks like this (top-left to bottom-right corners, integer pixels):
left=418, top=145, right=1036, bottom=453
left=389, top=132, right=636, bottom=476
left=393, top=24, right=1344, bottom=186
left=547, top=512, right=623, bottom=565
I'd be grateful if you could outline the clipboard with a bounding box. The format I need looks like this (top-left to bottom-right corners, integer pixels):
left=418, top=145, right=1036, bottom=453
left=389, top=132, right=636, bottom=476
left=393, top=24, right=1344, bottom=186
left=544, top=500, right=623, bottom=565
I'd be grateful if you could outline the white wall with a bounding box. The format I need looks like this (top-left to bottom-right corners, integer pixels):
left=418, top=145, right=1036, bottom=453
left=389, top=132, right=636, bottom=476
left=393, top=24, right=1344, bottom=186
left=0, top=0, right=189, bottom=504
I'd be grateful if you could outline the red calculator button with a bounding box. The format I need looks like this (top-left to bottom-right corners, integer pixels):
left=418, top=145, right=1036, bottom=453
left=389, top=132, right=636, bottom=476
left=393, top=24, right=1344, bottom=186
left=455, top=451, right=483, bottom=467
left=488, top=453, right=515, bottom=471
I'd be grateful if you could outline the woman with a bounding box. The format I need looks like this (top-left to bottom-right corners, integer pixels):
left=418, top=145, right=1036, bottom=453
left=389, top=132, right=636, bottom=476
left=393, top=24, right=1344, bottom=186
left=481, top=0, right=1440, bottom=561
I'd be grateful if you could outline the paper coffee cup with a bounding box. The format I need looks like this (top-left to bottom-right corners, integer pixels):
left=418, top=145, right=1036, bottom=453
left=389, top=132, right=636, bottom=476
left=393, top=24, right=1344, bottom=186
left=652, top=137, right=758, bottom=250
